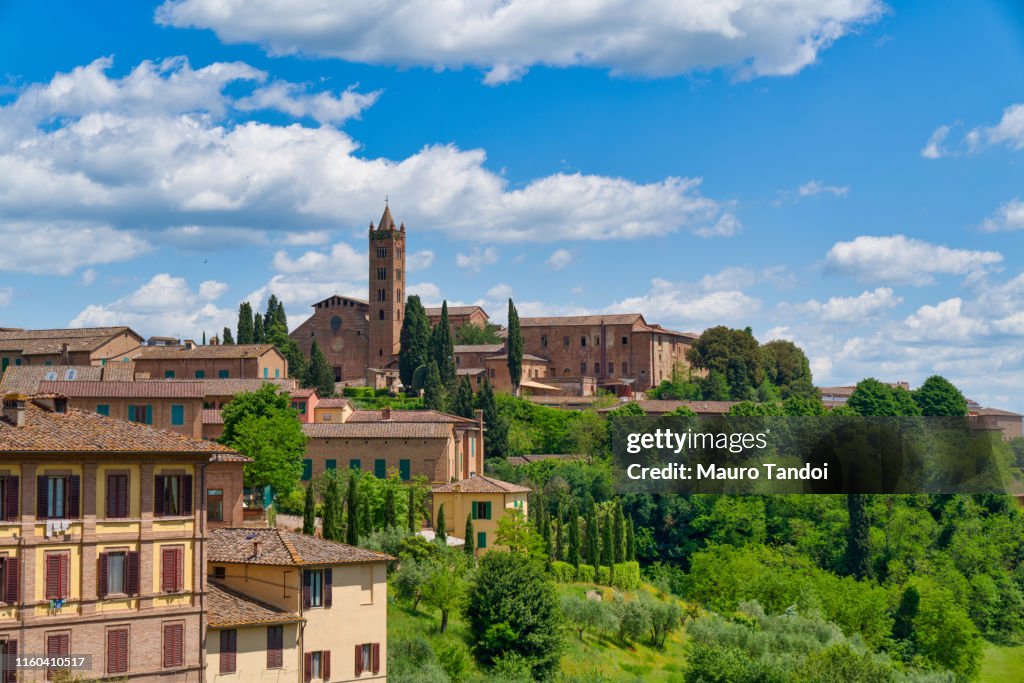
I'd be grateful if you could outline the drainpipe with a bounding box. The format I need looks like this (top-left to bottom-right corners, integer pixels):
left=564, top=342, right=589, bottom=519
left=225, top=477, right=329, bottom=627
left=198, top=461, right=207, bottom=683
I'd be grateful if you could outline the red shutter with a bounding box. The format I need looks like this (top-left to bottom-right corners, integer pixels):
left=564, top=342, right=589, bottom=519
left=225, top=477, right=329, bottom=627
left=162, top=625, right=172, bottom=668
left=161, top=548, right=174, bottom=592
left=302, top=570, right=311, bottom=608
left=372, top=643, right=380, bottom=674
left=323, top=650, right=330, bottom=680
left=97, top=553, right=109, bottom=598
left=105, top=476, right=116, bottom=518
left=5, top=476, right=17, bottom=521
left=45, top=554, right=59, bottom=600
left=354, top=644, right=362, bottom=676
left=68, top=476, right=80, bottom=519
left=219, top=630, right=236, bottom=673
left=4, top=557, right=17, bottom=604
left=154, top=476, right=165, bottom=517
left=37, top=476, right=48, bottom=519
left=175, top=547, right=184, bottom=592
left=324, top=568, right=332, bottom=608
left=267, top=626, right=283, bottom=669
left=126, top=552, right=139, bottom=595
left=304, top=652, right=312, bottom=682
left=181, top=475, right=193, bottom=515
left=163, top=623, right=183, bottom=667
left=106, top=629, right=127, bottom=674
left=5, top=639, right=17, bottom=683
left=60, top=553, right=69, bottom=599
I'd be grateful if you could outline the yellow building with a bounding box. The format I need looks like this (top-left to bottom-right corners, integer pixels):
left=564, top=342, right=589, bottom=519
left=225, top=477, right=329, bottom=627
left=431, top=476, right=531, bottom=555
left=206, top=527, right=392, bottom=682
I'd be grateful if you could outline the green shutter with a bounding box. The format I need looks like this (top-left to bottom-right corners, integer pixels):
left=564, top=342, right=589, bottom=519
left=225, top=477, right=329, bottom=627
left=374, top=459, right=386, bottom=479
left=399, top=459, right=410, bottom=481
left=195, top=370, right=205, bottom=378
left=1, top=358, right=8, bottom=372
left=275, top=369, right=280, bottom=378
left=350, top=459, right=361, bottom=471
left=302, top=460, right=312, bottom=481
left=477, top=531, right=486, bottom=549
left=471, top=503, right=478, bottom=520
left=127, top=404, right=135, bottom=422
left=164, top=370, right=174, bottom=378
left=96, top=404, right=110, bottom=416
left=145, top=405, right=153, bottom=424
left=171, top=404, right=184, bottom=425
left=484, top=502, right=492, bottom=520
left=218, top=370, right=229, bottom=378
left=326, top=460, right=336, bottom=470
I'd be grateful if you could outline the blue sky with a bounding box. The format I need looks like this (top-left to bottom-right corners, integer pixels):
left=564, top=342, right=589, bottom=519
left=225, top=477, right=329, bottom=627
left=1, top=1, right=1023, bottom=409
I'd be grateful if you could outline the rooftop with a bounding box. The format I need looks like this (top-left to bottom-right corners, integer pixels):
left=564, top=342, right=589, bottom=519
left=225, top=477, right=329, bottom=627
left=206, top=582, right=303, bottom=628
left=346, top=409, right=475, bottom=424
left=38, top=380, right=205, bottom=399
left=454, top=344, right=504, bottom=354
left=0, top=365, right=103, bottom=393
left=426, top=305, right=488, bottom=317
left=432, top=475, right=531, bottom=494
left=0, top=326, right=140, bottom=355
left=302, top=422, right=453, bottom=439
left=208, top=528, right=393, bottom=566
left=133, top=344, right=280, bottom=360
left=315, top=397, right=352, bottom=409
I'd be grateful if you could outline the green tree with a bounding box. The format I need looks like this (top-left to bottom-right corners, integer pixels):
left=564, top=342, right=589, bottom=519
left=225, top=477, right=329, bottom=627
left=302, top=340, right=335, bottom=397
left=220, top=386, right=306, bottom=497
left=913, top=375, right=967, bottom=416
left=393, top=558, right=429, bottom=612
left=454, top=322, right=502, bottom=344
left=507, top=298, right=523, bottom=396
left=399, top=295, right=431, bottom=390
left=423, top=361, right=446, bottom=411
left=495, top=508, right=546, bottom=558
left=265, top=294, right=288, bottom=331
left=346, top=474, right=360, bottom=546
left=892, top=584, right=919, bottom=644
left=436, top=503, right=447, bottom=543
left=465, top=514, right=475, bottom=556
left=263, top=297, right=305, bottom=381
left=612, top=502, right=625, bottom=564
left=407, top=487, right=417, bottom=533
left=625, top=516, right=635, bottom=562
left=464, top=552, right=564, bottom=679
left=848, top=378, right=902, bottom=416
left=476, top=377, right=508, bottom=458
left=761, top=339, right=817, bottom=398
left=302, top=484, right=316, bottom=535
left=219, top=384, right=296, bottom=443
left=422, top=548, right=470, bottom=633
left=585, top=508, right=599, bottom=567
left=384, top=487, right=397, bottom=529
left=253, top=311, right=265, bottom=343
left=699, top=370, right=731, bottom=401
left=687, top=326, right=764, bottom=400
left=237, top=301, right=255, bottom=344
left=561, top=595, right=612, bottom=641
left=451, top=375, right=475, bottom=418
left=601, top=510, right=614, bottom=582
left=221, top=326, right=234, bottom=344
left=429, top=301, right=456, bottom=387
left=360, top=495, right=372, bottom=537
left=567, top=504, right=581, bottom=567
left=844, top=494, right=871, bottom=579
left=321, top=474, right=343, bottom=541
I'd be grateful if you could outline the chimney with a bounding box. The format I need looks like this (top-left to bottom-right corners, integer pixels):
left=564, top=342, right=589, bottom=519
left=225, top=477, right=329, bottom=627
left=381, top=407, right=392, bottom=421
left=60, top=342, right=70, bottom=365
left=2, top=394, right=28, bottom=427
left=183, top=340, right=196, bottom=350
left=210, top=336, right=219, bottom=346
left=253, top=540, right=261, bottom=559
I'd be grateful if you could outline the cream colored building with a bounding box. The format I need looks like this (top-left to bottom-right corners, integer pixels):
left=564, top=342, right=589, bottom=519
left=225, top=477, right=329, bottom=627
left=431, top=476, right=531, bottom=555
left=206, top=527, right=391, bottom=683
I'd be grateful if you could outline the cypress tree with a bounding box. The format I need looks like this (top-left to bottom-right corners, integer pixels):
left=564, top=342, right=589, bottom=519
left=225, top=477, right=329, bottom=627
left=407, top=487, right=417, bottom=533
left=601, top=510, right=614, bottom=583
left=845, top=494, right=871, bottom=579
left=476, top=378, right=508, bottom=458
left=423, top=361, right=446, bottom=410
left=302, top=485, right=316, bottom=535
left=237, top=302, right=255, bottom=344
left=567, top=504, right=581, bottom=568
left=253, top=312, right=265, bottom=343
left=202, top=331, right=206, bottom=345
left=613, top=502, right=625, bottom=564
left=398, top=295, right=431, bottom=390
left=222, top=327, right=234, bottom=344
left=302, top=340, right=335, bottom=397
left=893, top=585, right=920, bottom=642
left=346, top=475, right=360, bottom=546
left=554, top=508, right=564, bottom=561
left=452, top=375, right=475, bottom=418
left=585, top=509, right=599, bottom=567
left=539, top=504, right=551, bottom=554
left=384, top=487, right=397, bottom=528
left=360, top=495, right=372, bottom=536
left=625, top=516, right=635, bottom=562
left=436, top=503, right=447, bottom=542
left=429, top=301, right=456, bottom=387
left=321, top=476, right=343, bottom=541
left=265, top=294, right=288, bottom=332
left=507, top=298, right=523, bottom=396
left=465, top=514, right=475, bottom=556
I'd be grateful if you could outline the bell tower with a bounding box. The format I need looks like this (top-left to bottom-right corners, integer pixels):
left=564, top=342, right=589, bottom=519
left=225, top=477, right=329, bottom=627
left=367, top=204, right=405, bottom=367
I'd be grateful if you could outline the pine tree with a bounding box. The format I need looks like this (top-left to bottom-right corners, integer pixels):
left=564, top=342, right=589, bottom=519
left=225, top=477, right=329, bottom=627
left=429, top=301, right=456, bottom=387
left=476, top=378, right=508, bottom=458
left=302, top=485, right=316, bottom=535
left=384, top=487, right=397, bottom=528
left=452, top=375, right=475, bottom=418
left=507, top=298, right=523, bottom=396
left=602, top=512, right=614, bottom=583
left=222, top=327, right=234, bottom=344
left=237, top=302, right=255, bottom=344
left=321, top=476, right=343, bottom=541
left=407, top=487, right=417, bottom=533
left=302, top=340, right=335, bottom=397
left=613, top=502, right=625, bottom=564
left=360, top=495, right=372, bottom=537
left=845, top=493, right=871, bottom=579
left=567, top=503, right=581, bottom=567
left=253, top=312, right=265, bottom=343
left=585, top=509, right=599, bottom=567
left=465, top=514, right=475, bottom=556
left=398, top=295, right=431, bottom=391
left=625, top=516, right=635, bottom=562
left=554, top=508, right=564, bottom=561
left=265, top=294, right=288, bottom=332
left=423, top=361, right=446, bottom=411
left=436, top=503, right=447, bottom=542
left=346, top=474, right=360, bottom=546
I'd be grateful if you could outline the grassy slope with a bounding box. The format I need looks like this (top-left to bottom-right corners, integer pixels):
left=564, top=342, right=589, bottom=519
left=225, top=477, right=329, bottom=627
left=979, top=643, right=1024, bottom=683
left=388, top=581, right=690, bottom=682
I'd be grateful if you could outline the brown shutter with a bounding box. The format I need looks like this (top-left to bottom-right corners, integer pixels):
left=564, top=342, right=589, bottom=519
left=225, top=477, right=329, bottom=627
left=324, top=568, right=332, bottom=608
left=163, top=623, right=183, bottom=667
left=119, top=629, right=129, bottom=673
left=162, top=625, right=172, bottom=667
left=175, top=624, right=184, bottom=665
left=60, top=553, right=69, bottom=599
left=45, top=554, right=59, bottom=600
left=5, top=639, right=16, bottom=683
left=4, top=476, right=17, bottom=521
left=97, top=553, right=109, bottom=598
left=181, top=475, right=193, bottom=515
left=267, top=626, right=283, bottom=669
left=126, top=552, right=140, bottom=595
left=302, top=570, right=311, bottom=608
left=161, top=548, right=174, bottom=592
left=105, top=476, right=116, bottom=518
left=154, top=475, right=165, bottom=516
left=304, top=652, right=312, bottom=682
left=68, top=475, right=81, bottom=519
left=372, top=643, right=380, bottom=674
left=119, top=476, right=129, bottom=518
left=354, top=644, right=362, bottom=676
left=36, top=476, right=48, bottom=519
left=323, top=650, right=330, bottom=680
left=219, top=630, right=236, bottom=673
left=175, top=547, right=184, bottom=592
left=106, top=630, right=118, bottom=673
left=3, top=557, right=16, bottom=604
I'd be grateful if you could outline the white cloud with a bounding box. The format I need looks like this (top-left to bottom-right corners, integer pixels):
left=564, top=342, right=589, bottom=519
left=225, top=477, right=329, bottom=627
left=486, top=283, right=514, bottom=300
left=900, top=298, right=987, bottom=343
left=71, top=273, right=234, bottom=339
left=923, top=104, right=1024, bottom=158
left=920, top=124, right=950, bottom=159
left=0, top=222, right=149, bottom=275
left=980, top=198, right=1024, bottom=233
left=797, top=180, right=849, bottom=197
left=546, top=248, right=573, bottom=270
left=824, top=235, right=1002, bottom=285
left=0, top=287, right=12, bottom=307
left=796, top=287, right=901, bottom=323
left=282, top=231, right=331, bottom=246
left=406, top=250, right=435, bottom=271
left=157, top=0, right=884, bottom=83
left=236, top=83, right=381, bottom=125
left=407, top=282, right=442, bottom=304
left=80, top=269, right=97, bottom=287
left=693, top=213, right=742, bottom=238
left=455, top=246, right=498, bottom=271
left=607, top=275, right=760, bottom=325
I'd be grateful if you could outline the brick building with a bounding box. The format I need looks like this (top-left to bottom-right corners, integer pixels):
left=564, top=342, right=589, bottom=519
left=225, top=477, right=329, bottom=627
left=0, top=327, right=142, bottom=370
left=426, top=306, right=489, bottom=335
left=127, top=344, right=287, bottom=381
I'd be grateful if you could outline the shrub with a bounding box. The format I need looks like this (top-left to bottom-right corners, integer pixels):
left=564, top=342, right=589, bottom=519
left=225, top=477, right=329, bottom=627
left=611, top=594, right=650, bottom=644
left=551, top=560, right=576, bottom=583
left=276, top=487, right=306, bottom=515
left=597, top=566, right=611, bottom=585
left=436, top=641, right=473, bottom=682
left=612, top=561, right=641, bottom=590
left=575, top=564, right=596, bottom=583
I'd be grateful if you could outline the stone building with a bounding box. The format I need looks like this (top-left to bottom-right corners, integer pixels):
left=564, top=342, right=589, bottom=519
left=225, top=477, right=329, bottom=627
left=128, top=343, right=288, bottom=381
left=0, top=327, right=143, bottom=370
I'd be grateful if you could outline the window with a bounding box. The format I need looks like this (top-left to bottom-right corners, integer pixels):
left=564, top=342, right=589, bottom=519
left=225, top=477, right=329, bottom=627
left=1, top=475, right=18, bottom=522
left=622, top=362, right=628, bottom=375
left=374, top=459, right=386, bottom=479
left=292, top=401, right=306, bottom=414
left=213, top=566, right=226, bottom=580
left=477, top=531, right=487, bottom=549
left=376, top=246, right=387, bottom=258
left=106, top=628, right=129, bottom=675
left=397, top=248, right=403, bottom=259
left=162, top=623, right=184, bottom=668
left=96, top=404, right=110, bottom=416
left=594, top=363, right=600, bottom=374
left=303, top=568, right=332, bottom=609
left=164, top=370, right=175, bottom=379
left=608, top=363, right=614, bottom=375
left=0, top=555, right=18, bottom=604
left=377, top=289, right=386, bottom=302
left=563, top=336, right=569, bottom=346
left=622, top=336, right=629, bottom=345
left=160, top=546, right=184, bottom=593
left=218, top=370, right=229, bottom=378
left=275, top=368, right=281, bottom=378
left=326, top=460, right=336, bottom=471
left=219, top=630, right=237, bottom=674
left=44, top=552, right=69, bottom=600
left=99, top=551, right=137, bottom=596
left=170, top=404, right=185, bottom=426
left=45, top=632, right=70, bottom=681
left=595, top=335, right=601, bottom=346
left=194, top=370, right=205, bottom=378
left=580, top=362, right=586, bottom=375
left=580, top=336, right=587, bottom=347
left=128, top=404, right=152, bottom=424
left=305, top=650, right=330, bottom=680
left=106, top=474, right=128, bottom=518
left=302, top=460, right=312, bottom=481
left=38, top=474, right=79, bottom=520
left=399, top=459, right=411, bottom=481
left=378, top=310, right=385, bottom=320
left=267, top=625, right=283, bottom=669
left=207, top=489, right=224, bottom=522
left=472, top=501, right=492, bottom=520
left=154, top=475, right=192, bottom=517
left=264, top=367, right=269, bottom=378
left=355, top=643, right=381, bottom=676
left=0, top=638, right=17, bottom=683
left=540, top=335, right=547, bottom=348
left=377, top=267, right=387, bottom=280
left=330, top=315, right=342, bottom=332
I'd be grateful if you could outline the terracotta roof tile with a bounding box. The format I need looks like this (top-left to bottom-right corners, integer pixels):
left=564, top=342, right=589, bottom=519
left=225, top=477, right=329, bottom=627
left=346, top=409, right=474, bottom=424
left=203, top=409, right=224, bottom=425
left=195, top=378, right=298, bottom=395
left=432, top=476, right=531, bottom=494
left=302, top=422, right=453, bottom=439
left=315, top=397, right=351, bottom=409
left=454, top=344, right=504, bottom=354
left=206, top=582, right=303, bottom=628
left=38, top=380, right=205, bottom=398
left=520, top=313, right=645, bottom=327
left=426, top=306, right=488, bottom=317
left=291, top=388, right=316, bottom=398
left=133, top=344, right=281, bottom=360
left=0, top=327, right=140, bottom=355
left=208, top=528, right=393, bottom=566
left=0, top=366, right=103, bottom=393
